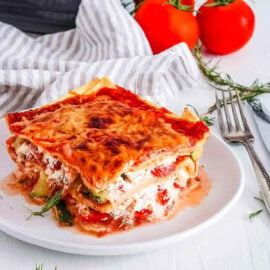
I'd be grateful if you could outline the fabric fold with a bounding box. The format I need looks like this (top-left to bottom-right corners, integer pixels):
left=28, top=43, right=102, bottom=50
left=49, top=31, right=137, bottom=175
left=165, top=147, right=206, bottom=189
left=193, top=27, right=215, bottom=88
left=0, top=0, right=201, bottom=118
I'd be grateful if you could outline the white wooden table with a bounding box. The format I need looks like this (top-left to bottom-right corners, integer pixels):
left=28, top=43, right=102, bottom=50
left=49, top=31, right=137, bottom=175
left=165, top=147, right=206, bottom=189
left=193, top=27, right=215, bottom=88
left=0, top=1, right=270, bottom=269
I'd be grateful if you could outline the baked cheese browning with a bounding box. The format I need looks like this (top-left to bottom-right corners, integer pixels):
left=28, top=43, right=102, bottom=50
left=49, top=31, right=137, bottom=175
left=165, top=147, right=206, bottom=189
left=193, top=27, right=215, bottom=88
left=5, top=87, right=209, bottom=191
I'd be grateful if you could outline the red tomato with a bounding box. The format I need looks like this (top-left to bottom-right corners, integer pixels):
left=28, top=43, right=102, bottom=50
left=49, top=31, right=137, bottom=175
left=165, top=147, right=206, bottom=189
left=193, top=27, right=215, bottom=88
left=134, top=0, right=200, bottom=53
left=196, top=0, right=255, bottom=55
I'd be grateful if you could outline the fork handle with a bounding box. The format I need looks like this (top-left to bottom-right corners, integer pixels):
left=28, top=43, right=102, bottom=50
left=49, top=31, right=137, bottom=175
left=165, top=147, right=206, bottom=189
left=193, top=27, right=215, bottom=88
left=243, top=141, right=270, bottom=212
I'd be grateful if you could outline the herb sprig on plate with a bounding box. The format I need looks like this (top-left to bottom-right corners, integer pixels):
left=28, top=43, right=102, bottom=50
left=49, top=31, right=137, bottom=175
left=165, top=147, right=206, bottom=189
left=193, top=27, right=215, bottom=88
left=249, top=209, right=263, bottom=221
left=187, top=104, right=214, bottom=126
left=249, top=197, right=265, bottom=221
left=27, top=190, right=63, bottom=220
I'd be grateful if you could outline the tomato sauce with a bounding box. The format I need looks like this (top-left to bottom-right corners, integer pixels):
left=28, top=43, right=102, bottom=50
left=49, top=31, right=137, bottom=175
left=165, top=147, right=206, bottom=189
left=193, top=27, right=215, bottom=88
left=177, top=167, right=211, bottom=210
left=0, top=173, right=44, bottom=205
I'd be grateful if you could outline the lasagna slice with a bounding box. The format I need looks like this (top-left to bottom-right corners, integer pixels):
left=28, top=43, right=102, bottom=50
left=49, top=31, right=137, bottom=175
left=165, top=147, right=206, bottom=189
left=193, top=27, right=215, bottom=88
left=5, top=77, right=210, bottom=236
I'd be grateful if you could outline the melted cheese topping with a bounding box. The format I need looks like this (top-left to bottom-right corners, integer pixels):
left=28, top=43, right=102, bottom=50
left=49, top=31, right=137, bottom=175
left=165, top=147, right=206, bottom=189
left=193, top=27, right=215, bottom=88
left=6, top=86, right=209, bottom=191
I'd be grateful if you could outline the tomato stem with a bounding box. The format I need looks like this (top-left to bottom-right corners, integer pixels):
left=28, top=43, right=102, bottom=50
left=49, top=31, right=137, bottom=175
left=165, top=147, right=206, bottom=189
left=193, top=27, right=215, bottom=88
left=205, top=0, right=235, bottom=7
left=167, top=0, right=195, bottom=12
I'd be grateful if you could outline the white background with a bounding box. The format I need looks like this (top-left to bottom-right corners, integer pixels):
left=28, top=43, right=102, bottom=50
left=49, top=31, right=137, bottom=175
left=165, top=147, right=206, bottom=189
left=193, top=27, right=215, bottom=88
left=1, top=0, right=270, bottom=269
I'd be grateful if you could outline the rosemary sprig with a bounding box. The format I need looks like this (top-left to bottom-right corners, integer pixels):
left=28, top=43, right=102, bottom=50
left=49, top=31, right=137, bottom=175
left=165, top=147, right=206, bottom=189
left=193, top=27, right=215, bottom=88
left=249, top=209, right=263, bottom=221
left=187, top=104, right=214, bottom=126
left=27, top=190, right=63, bottom=220
left=200, top=115, right=215, bottom=126
left=193, top=46, right=270, bottom=114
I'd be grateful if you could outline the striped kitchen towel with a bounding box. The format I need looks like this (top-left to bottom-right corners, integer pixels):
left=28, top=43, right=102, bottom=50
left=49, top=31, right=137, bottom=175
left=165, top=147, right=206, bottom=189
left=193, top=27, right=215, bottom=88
left=0, top=0, right=202, bottom=118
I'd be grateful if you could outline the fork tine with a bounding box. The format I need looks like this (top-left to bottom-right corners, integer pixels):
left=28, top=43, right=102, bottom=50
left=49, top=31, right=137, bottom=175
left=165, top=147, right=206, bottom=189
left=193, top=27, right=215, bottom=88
left=215, top=91, right=225, bottom=135
left=222, top=90, right=232, bottom=132
left=235, top=90, right=251, bottom=133
left=229, top=89, right=242, bottom=132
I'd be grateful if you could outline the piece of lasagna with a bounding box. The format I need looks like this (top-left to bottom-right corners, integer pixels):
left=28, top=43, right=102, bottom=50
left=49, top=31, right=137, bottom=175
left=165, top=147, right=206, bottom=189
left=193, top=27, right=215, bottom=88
left=5, top=77, right=210, bottom=236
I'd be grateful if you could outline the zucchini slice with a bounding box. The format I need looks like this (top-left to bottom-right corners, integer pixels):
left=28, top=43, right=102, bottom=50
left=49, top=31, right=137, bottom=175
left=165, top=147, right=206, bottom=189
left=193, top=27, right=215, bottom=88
left=30, top=171, right=50, bottom=198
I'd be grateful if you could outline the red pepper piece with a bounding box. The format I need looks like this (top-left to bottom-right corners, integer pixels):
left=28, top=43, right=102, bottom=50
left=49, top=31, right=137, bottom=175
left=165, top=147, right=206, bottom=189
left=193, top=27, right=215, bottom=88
left=79, top=210, right=113, bottom=224
left=173, top=182, right=181, bottom=189
left=151, top=163, right=176, bottom=178
left=157, top=188, right=170, bottom=205
left=134, top=209, right=152, bottom=224
left=173, top=182, right=185, bottom=191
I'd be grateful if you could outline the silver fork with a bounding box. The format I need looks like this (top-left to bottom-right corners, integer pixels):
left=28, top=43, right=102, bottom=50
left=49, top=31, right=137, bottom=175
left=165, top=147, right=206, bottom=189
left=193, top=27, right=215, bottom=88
left=215, top=89, right=270, bottom=213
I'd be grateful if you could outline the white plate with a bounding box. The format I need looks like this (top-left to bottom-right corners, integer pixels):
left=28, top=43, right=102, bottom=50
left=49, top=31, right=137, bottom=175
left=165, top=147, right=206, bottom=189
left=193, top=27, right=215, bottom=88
left=0, top=118, right=244, bottom=256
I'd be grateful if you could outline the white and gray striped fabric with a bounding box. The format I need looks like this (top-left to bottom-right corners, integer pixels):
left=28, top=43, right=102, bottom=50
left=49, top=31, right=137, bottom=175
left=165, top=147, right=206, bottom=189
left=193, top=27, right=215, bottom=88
left=0, top=0, right=201, bottom=118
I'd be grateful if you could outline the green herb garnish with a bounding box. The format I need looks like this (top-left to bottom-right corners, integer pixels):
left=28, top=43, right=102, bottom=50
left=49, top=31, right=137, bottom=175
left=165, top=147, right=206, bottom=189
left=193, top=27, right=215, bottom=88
left=55, top=199, right=73, bottom=226
left=193, top=46, right=270, bottom=115
left=200, top=115, right=215, bottom=126
left=249, top=209, right=263, bottom=221
left=187, top=104, right=214, bottom=126
left=27, top=190, right=63, bottom=220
